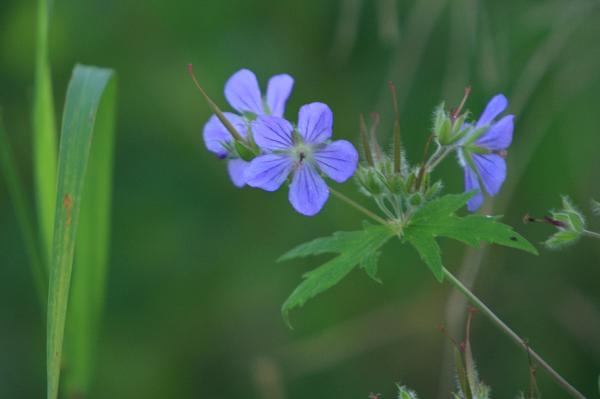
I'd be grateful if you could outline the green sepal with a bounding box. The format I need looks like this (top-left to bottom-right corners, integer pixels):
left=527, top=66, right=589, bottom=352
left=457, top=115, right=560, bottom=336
left=234, top=140, right=257, bottom=161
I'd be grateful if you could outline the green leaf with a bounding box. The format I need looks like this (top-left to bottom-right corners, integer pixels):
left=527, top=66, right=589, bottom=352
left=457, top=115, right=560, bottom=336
left=409, top=191, right=475, bottom=224
left=280, top=225, right=394, bottom=326
left=47, top=65, right=116, bottom=399
left=438, top=215, right=538, bottom=254
left=404, top=231, right=443, bottom=281
left=404, top=192, right=537, bottom=282
left=64, top=68, right=117, bottom=397
left=33, top=0, right=58, bottom=267
left=360, top=250, right=382, bottom=283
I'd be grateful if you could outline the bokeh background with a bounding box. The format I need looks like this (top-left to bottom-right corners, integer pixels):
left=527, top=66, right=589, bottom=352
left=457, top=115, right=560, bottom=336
left=1, top=0, right=600, bottom=398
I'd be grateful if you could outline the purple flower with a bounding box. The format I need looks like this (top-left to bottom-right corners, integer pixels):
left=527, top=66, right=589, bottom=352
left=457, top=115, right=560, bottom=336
left=458, top=94, right=514, bottom=212
left=202, top=69, right=294, bottom=187
left=245, top=102, right=358, bottom=216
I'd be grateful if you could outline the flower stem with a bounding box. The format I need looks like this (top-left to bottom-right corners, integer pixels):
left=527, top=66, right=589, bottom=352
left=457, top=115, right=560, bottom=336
left=329, top=187, right=387, bottom=225
left=426, top=145, right=453, bottom=172
left=442, top=267, right=587, bottom=399
left=331, top=186, right=587, bottom=399
left=583, top=229, right=600, bottom=240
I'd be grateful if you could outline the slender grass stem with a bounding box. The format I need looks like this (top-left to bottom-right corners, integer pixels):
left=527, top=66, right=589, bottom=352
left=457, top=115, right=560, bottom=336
left=0, top=116, right=47, bottom=309
left=331, top=190, right=587, bottom=399
left=329, top=187, right=387, bottom=225
left=442, top=267, right=587, bottom=399
left=33, top=0, right=57, bottom=269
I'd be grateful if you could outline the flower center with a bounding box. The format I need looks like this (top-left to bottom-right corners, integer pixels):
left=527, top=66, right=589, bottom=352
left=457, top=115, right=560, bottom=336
left=291, top=143, right=314, bottom=166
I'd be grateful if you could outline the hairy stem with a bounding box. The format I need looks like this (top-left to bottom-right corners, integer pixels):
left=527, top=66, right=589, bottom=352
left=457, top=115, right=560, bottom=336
left=426, top=145, right=454, bottom=172
left=331, top=191, right=587, bottom=398
left=329, top=187, right=387, bottom=225
left=442, top=267, right=587, bottom=399
left=582, top=229, right=600, bottom=240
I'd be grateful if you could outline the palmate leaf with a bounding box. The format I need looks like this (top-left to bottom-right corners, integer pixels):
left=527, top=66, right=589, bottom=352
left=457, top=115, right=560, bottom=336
left=279, top=224, right=394, bottom=326
left=404, top=192, right=538, bottom=282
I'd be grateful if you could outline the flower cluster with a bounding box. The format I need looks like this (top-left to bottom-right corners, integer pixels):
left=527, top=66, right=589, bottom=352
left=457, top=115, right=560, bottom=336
left=198, top=67, right=515, bottom=218
left=202, top=69, right=358, bottom=216
left=431, top=93, right=514, bottom=211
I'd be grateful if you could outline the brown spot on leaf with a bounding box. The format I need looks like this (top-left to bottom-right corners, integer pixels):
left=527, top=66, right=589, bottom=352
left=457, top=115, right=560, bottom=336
left=63, top=194, right=73, bottom=226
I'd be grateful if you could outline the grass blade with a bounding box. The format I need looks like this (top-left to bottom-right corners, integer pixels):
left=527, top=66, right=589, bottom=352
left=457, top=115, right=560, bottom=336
left=0, top=114, right=47, bottom=307
left=65, top=68, right=117, bottom=398
left=46, top=64, right=116, bottom=399
left=33, top=0, right=58, bottom=267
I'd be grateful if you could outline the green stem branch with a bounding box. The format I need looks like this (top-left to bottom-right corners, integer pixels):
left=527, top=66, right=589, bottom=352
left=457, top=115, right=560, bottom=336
left=442, top=267, right=586, bottom=399
left=331, top=190, right=587, bottom=399
left=329, top=187, right=387, bottom=225
left=582, top=229, right=600, bottom=240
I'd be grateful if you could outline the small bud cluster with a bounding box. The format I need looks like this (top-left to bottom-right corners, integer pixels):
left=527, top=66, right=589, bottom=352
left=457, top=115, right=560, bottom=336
left=432, top=102, right=470, bottom=146
left=354, top=117, right=444, bottom=222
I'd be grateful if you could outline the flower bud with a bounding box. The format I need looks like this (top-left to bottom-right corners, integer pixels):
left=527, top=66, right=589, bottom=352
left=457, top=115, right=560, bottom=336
left=544, top=196, right=586, bottom=249
left=408, top=192, right=423, bottom=208
left=355, top=165, right=384, bottom=197
left=433, top=104, right=454, bottom=145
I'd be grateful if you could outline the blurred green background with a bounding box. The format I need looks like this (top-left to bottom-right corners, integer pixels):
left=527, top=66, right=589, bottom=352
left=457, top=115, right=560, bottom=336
left=1, top=0, right=600, bottom=398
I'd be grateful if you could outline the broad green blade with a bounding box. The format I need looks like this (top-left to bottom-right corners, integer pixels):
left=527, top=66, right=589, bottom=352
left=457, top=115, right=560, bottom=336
left=65, top=69, right=117, bottom=398
left=33, top=0, right=57, bottom=267
left=0, top=115, right=47, bottom=307
left=46, top=64, right=116, bottom=399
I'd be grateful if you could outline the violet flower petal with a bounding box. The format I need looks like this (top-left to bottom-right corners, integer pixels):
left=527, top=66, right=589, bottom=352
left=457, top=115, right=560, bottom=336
left=227, top=159, right=250, bottom=188
left=203, top=112, right=246, bottom=158
left=288, top=163, right=329, bottom=216
left=266, top=74, right=294, bottom=117
left=252, top=115, right=294, bottom=151
left=297, top=102, right=333, bottom=144
left=476, top=94, right=508, bottom=128
left=472, top=153, right=506, bottom=196
left=225, top=69, right=264, bottom=115
left=475, top=115, right=514, bottom=150
left=245, top=154, right=292, bottom=192
left=314, top=140, right=358, bottom=183
left=464, top=165, right=484, bottom=212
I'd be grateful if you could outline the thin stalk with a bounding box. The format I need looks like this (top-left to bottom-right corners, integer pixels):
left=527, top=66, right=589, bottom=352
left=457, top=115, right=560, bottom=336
left=331, top=190, right=587, bottom=399
left=329, top=187, right=387, bottom=225
left=375, top=197, right=396, bottom=220
left=187, top=64, right=244, bottom=142
left=582, top=229, right=600, bottom=240
left=442, top=267, right=587, bottom=399
left=414, top=134, right=434, bottom=190
left=388, top=82, right=402, bottom=173
left=359, top=114, right=373, bottom=166
left=416, top=143, right=454, bottom=192
left=368, top=113, right=383, bottom=162
left=426, top=146, right=454, bottom=172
